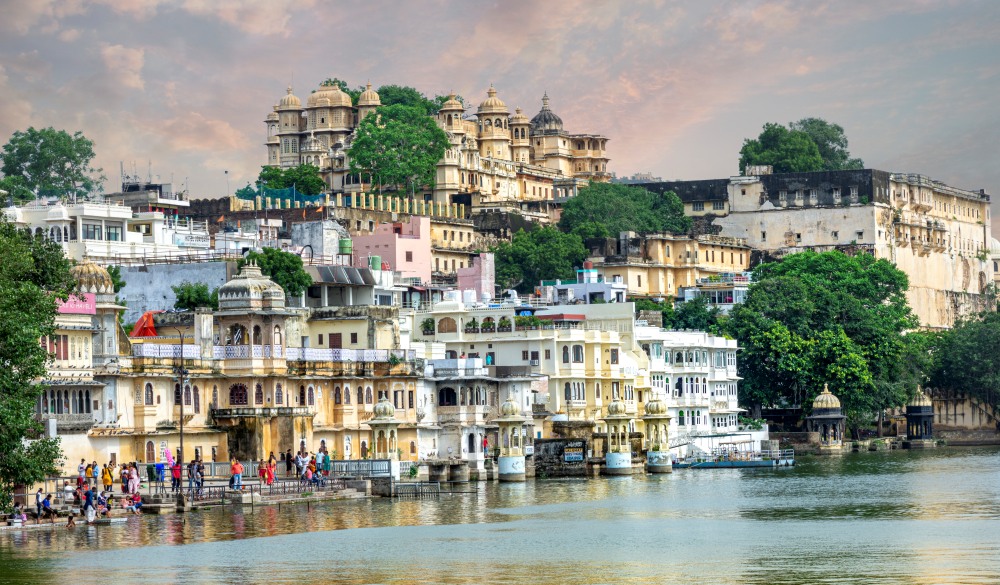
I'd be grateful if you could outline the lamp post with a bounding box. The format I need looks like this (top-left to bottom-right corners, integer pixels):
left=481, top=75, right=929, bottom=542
left=171, top=326, right=188, bottom=508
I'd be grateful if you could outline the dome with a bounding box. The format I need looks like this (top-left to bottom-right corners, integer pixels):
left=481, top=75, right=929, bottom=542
left=477, top=85, right=508, bottom=116
left=217, top=261, right=286, bottom=311
left=373, top=396, right=395, bottom=419
left=909, top=387, right=932, bottom=407
left=71, top=260, right=114, bottom=295
left=302, top=131, right=324, bottom=152
left=265, top=111, right=279, bottom=122
left=440, top=93, right=464, bottom=112
left=991, top=238, right=1000, bottom=255
left=499, top=397, right=520, bottom=417
left=358, top=82, right=381, bottom=107
left=812, top=384, right=842, bottom=410
left=511, top=107, right=529, bottom=125
left=606, top=399, right=627, bottom=416
left=530, top=92, right=563, bottom=132
left=278, top=86, right=301, bottom=109
left=644, top=398, right=667, bottom=416
left=307, top=82, right=352, bottom=108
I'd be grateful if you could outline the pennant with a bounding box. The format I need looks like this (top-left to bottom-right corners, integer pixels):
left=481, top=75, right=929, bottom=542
left=302, top=208, right=307, bottom=219
left=316, top=206, right=324, bottom=213
left=218, top=215, right=225, bottom=222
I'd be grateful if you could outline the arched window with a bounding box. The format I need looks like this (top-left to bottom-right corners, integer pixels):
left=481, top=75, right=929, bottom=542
left=357, top=386, right=363, bottom=405
left=193, top=386, right=200, bottom=413
left=255, top=384, right=264, bottom=405
left=184, top=384, right=192, bottom=406
left=439, top=387, right=457, bottom=406
left=229, top=384, right=248, bottom=406
left=145, top=441, right=155, bottom=463
left=437, top=317, right=457, bottom=333
left=572, top=345, right=584, bottom=363
left=564, top=382, right=571, bottom=400
left=275, top=384, right=283, bottom=405
left=334, top=386, right=342, bottom=404
left=174, top=383, right=182, bottom=405
left=344, top=387, right=351, bottom=404
left=253, top=325, right=262, bottom=345
left=562, top=346, right=570, bottom=363
left=299, top=386, right=306, bottom=405
left=410, top=441, right=416, bottom=455
left=212, top=386, right=218, bottom=408
left=307, top=386, right=315, bottom=406
left=273, top=325, right=282, bottom=345
left=144, top=383, right=154, bottom=406
left=365, top=387, right=373, bottom=404
left=679, top=410, right=685, bottom=426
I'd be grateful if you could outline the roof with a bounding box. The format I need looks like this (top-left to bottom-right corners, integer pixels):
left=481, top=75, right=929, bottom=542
left=306, top=265, right=376, bottom=286
left=536, top=313, right=585, bottom=321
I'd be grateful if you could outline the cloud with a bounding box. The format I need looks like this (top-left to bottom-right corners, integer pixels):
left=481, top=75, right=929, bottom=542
left=0, top=0, right=86, bottom=34
left=0, top=66, right=34, bottom=139
left=159, top=113, right=247, bottom=153
left=180, top=0, right=318, bottom=36
left=99, top=44, right=146, bottom=90
left=58, top=28, right=81, bottom=42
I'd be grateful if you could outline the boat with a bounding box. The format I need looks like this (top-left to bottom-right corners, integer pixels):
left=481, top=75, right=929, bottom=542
left=673, top=448, right=795, bottom=469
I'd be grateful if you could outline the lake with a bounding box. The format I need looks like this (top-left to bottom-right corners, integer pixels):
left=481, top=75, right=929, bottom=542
left=2, top=446, right=998, bottom=585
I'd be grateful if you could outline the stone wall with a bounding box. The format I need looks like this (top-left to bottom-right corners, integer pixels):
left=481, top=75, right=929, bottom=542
left=533, top=438, right=589, bottom=477
left=120, top=262, right=232, bottom=324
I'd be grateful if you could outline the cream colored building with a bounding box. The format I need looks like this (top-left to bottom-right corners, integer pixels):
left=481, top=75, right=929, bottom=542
left=263, top=83, right=609, bottom=205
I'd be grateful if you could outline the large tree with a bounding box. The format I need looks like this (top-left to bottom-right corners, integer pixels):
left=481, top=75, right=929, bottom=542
left=727, top=250, right=919, bottom=432
left=738, top=123, right=824, bottom=174
left=320, top=78, right=362, bottom=104
left=376, top=85, right=439, bottom=115
left=558, top=183, right=691, bottom=238
left=349, top=104, right=450, bottom=193
left=932, top=312, right=1000, bottom=413
left=0, top=219, right=74, bottom=511
left=255, top=164, right=325, bottom=196
left=492, top=227, right=587, bottom=293
left=240, top=248, right=312, bottom=297
left=172, top=282, right=219, bottom=311
left=789, top=118, right=864, bottom=171
left=1, top=127, right=105, bottom=202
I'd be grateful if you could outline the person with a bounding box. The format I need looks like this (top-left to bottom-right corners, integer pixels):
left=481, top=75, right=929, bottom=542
left=187, top=459, right=198, bottom=493
left=265, top=460, right=275, bottom=486
left=230, top=458, right=243, bottom=491
left=35, top=488, right=43, bottom=522
left=96, top=492, right=111, bottom=518
left=101, top=464, right=114, bottom=493
left=66, top=512, right=76, bottom=528
left=302, top=466, right=313, bottom=486
left=41, top=494, right=55, bottom=523
left=62, top=480, right=74, bottom=503
left=91, top=461, right=99, bottom=487
left=155, top=461, right=165, bottom=485
left=12, top=502, right=27, bottom=524
left=128, top=464, right=140, bottom=494
left=285, top=449, right=293, bottom=476
left=322, top=452, right=331, bottom=477
left=124, top=494, right=142, bottom=514
left=268, top=451, right=276, bottom=466
left=196, top=460, right=206, bottom=493
left=171, top=460, right=182, bottom=492
left=257, top=459, right=267, bottom=485
left=119, top=465, right=128, bottom=493
left=77, top=459, right=86, bottom=488
left=83, top=484, right=96, bottom=524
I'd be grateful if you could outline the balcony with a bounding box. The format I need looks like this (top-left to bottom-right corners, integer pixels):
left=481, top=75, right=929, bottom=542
left=210, top=406, right=312, bottom=419
left=38, top=413, right=95, bottom=431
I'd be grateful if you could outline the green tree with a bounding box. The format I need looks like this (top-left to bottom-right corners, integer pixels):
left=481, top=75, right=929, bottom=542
left=255, top=164, right=324, bottom=195
left=634, top=298, right=676, bottom=329
left=673, top=296, right=723, bottom=333
left=376, top=85, right=439, bottom=115
left=492, top=227, right=587, bottom=293
left=106, top=265, right=126, bottom=293
left=0, top=219, right=74, bottom=511
left=1, top=127, right=105, bottom=202
left=240, top=248, right=312, bottom=297
left=738, top=123, right=824, bottom=174
left=320, top=78, right=362, bottom=104
left=349, top=104, right=450, bottom=193
left=932, top=312, right=1000, bottom=412
left=727, top=250, right=919, bottom=433
left=558, top=183, right=691, bottom=237
left=789, top=118, right=864, bottom=171
left=171, top=282, right=219, bottom=310
left=433, top=94, right=465, bottom=109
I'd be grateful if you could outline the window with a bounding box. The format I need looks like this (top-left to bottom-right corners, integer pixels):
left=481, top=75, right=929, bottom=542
left=275, top=384, right=283, bottom=405
left=522, top=350, right=529, bottom=361
left=229, top=384, right=248, bottom=406
left=761, top=231, right=766, bottom=241
left=796, top=233, right=802, bottom=242
left=832, top=231, right=839, bottom=239
left=254, top=384, right=264, bottom=405
left=610, top=349, right=619, bottom=364
left=562, top=346, right=570, bottom=363
left=692, top=202, right=705, bottom=211
left=572, top=345, right=584, bottom=363
left=144, top=383, right=154, bottom=406
left=105, top=225, right=122, bottom=241
left=856, top=231, right=864, bottom=240
left=307, top=386, right=315, bottom=406
left=712, top=201, right=725, bottom=210
left=82, top=224, right=102, bottom=240
left=637, top=275, right=642, bottom=288
left=405, top=251, right=413, bottom=262
left=350, top=332, right=358, bottom=344
left=408, top=391, right=414, bottom=409
left=318, top=334, right=324, bottom=346
left=545, top=349, right=551, bottom=360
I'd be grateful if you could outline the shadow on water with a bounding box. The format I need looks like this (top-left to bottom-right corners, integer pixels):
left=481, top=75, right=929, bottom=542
left=1, top=447, right=998, bottom=585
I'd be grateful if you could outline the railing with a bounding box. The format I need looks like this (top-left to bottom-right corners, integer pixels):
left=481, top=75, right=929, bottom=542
left=329, top=459, right=391, bottom=478
left=133, top=345, right=412, bottom=363
left=285, top=348, right=414, bottom=362
left=132, top=344, right=201, bottom=359
left=266, top=477, right=346, bottom=495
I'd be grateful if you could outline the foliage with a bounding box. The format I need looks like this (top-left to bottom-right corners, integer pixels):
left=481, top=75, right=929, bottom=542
left=171, top=282, right=219, bottom=311
left=738, top=123, right=824, bottom=174
left=497, top=316, right=512, bottom=329
left=256, top=164, right=325, bottom=195
left=726, top=250, right=919, bottom=430
left=1, top=127, right=105, bottom=202
left=106, top=265, right=126, bottom=293
left=558, top=183, right=691, bottom=237
left=514, top=315, right=544, bottom=328
left=634, top=298, right=677, bottom=329
left=674, top=296, right=724, bottom=333
left=931, top=312, right=1000, bottom=412
left=789, top=118, right=864, bottom=171
left=376, top=85, right=439, bottom=115
left=0, top=219, right=74, bottom=511
left=492, top=227, right=587, bottom=293
left=319, top=78, right=362, bottom=104
left=433, top=94, right=465, bottom=109
left=240, top=248, right=313, bottom=297
left=420, top=317, right=435, bottom=333
left=349, top=105, right=450, bottom=193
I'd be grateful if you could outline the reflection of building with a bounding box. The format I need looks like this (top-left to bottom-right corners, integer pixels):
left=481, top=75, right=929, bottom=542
left=638, top=169, right=993, bottom=328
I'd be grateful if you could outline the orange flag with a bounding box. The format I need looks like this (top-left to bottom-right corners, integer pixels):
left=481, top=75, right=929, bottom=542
left=301, top=208, right=306, bottom=219
left=218, top=215, right=225, bottom=222
left=316, top=206, right=324, bottom=213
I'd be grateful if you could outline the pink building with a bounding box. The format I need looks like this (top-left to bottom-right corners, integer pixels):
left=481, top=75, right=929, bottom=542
left=352, top=216, right=431, bottom=283
left=457, top=253, right=495, bottom=301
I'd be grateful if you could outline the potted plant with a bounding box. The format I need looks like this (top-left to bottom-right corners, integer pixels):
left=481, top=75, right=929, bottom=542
left=420, top=317, right=435, bottom=335
left=497, top=316, right=512, bottom=332
left=464, top=317, right=479, bottom=333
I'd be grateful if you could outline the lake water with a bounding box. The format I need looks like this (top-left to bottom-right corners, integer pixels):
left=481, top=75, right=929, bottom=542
left=2, top=446, right=999, bottom=585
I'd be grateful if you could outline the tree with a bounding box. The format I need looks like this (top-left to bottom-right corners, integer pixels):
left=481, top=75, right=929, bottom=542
left=738, top=123, right=824, bottom=174
left=673, top=296, right=723, bottom=333
left=106, top=265, right=126, bottom=294
left=240, top=248, right=312, bottom=297
left=727, top=250, right=920, bottom=432
left=376, top=85, right=439, bottom=115
left=932, top=312, right=1000, bottom=413
left=349, top=104, right=450, bottom=193
left=433, top=94, right=465, bottom=109
left=1, top=127, right=105, bottom=202
left=789, top=118, right=864, bottom=170
left=492, top=227, right=587, bottom=293
left=558, top=183, right=691, bottom=237
left=0, top=219, right=74, bottom=511
left=320, top=78, right=361, bottom=104
left=256, top=164, right=325, bottom=195
left=171, top=282, right=219, bottom=311
left=634, top=298, right=676, bottom=329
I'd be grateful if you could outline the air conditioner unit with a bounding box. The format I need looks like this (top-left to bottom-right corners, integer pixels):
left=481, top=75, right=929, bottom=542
left=529, top=359, right=539, bottom=366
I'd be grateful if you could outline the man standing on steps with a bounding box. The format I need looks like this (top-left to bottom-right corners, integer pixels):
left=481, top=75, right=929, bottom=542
left=230, top=458, right=243, bottom=491
left=187, top=459, right=198, bottom=494
left=77, top=459, right=86, bottom=488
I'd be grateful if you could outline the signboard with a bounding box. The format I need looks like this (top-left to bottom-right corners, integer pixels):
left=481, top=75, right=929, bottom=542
left=563, top=440, right=585, bottom=462
left=57, top=293, right=96, bottom=315
left=175, top=233, right=210, bottom=248
left=524, top=445, right=534, bottom=456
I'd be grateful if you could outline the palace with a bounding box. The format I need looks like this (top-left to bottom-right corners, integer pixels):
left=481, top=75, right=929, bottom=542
left=263, top=83, right=610, bottom=207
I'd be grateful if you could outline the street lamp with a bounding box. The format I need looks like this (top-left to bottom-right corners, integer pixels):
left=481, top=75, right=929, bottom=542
left=170, top=326, right=188, bottom=507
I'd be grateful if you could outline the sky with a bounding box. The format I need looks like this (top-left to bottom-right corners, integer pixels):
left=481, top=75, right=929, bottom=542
left=1, top=0, right=998, bottom=220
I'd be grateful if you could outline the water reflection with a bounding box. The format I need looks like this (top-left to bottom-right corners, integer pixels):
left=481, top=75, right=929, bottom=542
left=1, top=447, right=998, bottom=585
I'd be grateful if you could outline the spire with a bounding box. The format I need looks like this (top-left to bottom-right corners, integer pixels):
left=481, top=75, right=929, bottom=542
left=542, top=91, right=550, bottom=109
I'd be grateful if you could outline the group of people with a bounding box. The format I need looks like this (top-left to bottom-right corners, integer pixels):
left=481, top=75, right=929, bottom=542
left=76, top=458, right=148, bottom=495
left=30, top=482, right=142, bottom=526
left=169, top=459, right=206, bottom=495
